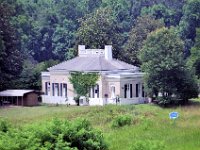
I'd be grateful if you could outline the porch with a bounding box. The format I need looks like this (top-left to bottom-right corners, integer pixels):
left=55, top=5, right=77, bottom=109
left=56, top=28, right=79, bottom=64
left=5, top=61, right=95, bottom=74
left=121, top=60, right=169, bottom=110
left=41, top=95, right=148, bottom=106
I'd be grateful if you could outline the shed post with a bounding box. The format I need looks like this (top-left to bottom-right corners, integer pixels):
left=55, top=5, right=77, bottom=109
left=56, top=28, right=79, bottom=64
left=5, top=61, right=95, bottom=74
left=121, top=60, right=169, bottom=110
left=17, top=96, right=18, bottom=106
left=22, top=96, right=24, bottom=106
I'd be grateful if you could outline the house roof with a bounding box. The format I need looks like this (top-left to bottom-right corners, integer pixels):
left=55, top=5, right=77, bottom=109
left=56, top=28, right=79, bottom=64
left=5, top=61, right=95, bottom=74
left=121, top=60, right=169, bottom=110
left=0, top=90, right=35, bottom=97
left=48, top=56, right=138, bottom=72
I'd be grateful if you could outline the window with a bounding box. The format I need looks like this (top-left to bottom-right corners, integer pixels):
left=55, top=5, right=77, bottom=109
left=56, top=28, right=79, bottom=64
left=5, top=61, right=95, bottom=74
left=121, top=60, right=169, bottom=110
left=45, top=82, right=50, bottom=95
left=130, top=84, right=132, bottom=98
left=89, top=87, right=93, bottom=98
left=142, top=85, right=145, bottom=97
left=63, top=84, right=67, bottom=97
left=95, top=84, right=99, bottom=98
left=89, top=84, right=99, bottom=98
left=60, top=83, right=63, bottom=96
left=53, top=83, right=59, bottom=96
left=124, top=84, right=132, bottom=98
left=124, top=84, right=127, bottom=98
left=136, top=84, right=139, bottom=97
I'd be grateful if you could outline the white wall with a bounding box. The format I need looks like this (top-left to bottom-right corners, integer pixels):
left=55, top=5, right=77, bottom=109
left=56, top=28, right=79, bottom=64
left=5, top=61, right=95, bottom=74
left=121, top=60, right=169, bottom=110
left=89, top=98, right=105, bottom=106
left=41, top=95, right=76, bottom=105
left=41, top=95, right=148, bottom=106
left=119, top=98, right=148, bottom=105
left=106, top=97, right=148, bottom=105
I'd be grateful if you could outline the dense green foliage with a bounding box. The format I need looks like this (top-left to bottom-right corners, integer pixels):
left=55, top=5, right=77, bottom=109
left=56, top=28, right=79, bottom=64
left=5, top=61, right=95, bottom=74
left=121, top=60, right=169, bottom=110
left=0, top=119, right=10, bottom=133
left=121, top=15, right=164, bottom=66
left=15, top=59, right=59, bottom=89
left=1, top=104, right=200, bottom=150
left=0, top=118, right=107, bottom=150
left=69, top=72, right=99, bottom=97
left=187, top=28, right=200, bottom=79
left=140, top=27, right=198, bottom=103
left=0, top=0, right=200, bottom=92
left=111, top=115, right=132, bottom=128
left=77, top=7, right=123, bottom=58
left=0, top=0, right=23, bottom=91
left=130, top=140, right=165, bottom=150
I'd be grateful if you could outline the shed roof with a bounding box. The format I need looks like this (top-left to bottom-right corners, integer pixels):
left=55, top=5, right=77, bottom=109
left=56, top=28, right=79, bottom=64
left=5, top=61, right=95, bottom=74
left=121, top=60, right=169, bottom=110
left=0, top=90, right=35, bottom=97
left=48, top=56, right=138, bottom=72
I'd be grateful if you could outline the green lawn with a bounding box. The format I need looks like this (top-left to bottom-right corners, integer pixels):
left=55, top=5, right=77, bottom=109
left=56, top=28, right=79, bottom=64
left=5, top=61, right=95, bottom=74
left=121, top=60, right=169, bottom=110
left=1, top=103, right=200, bottom=150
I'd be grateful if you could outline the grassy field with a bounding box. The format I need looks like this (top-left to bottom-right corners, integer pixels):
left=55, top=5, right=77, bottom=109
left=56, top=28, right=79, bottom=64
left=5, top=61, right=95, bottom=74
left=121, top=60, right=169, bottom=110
left=0, top=102, right=200, bottom=150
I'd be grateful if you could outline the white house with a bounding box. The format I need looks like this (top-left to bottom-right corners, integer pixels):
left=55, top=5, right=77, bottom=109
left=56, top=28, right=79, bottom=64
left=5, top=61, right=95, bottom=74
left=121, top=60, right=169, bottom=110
left=41, top=45, right=147, bottom=105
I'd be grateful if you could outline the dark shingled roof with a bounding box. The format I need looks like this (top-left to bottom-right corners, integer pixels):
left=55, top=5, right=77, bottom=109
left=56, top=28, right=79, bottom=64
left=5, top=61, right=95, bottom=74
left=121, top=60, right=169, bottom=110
left=48, top=56, right=137, bottom=72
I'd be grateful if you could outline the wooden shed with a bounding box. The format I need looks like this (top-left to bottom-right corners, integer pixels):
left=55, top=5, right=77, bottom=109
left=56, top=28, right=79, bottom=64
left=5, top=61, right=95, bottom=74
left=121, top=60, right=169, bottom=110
left=0, top=90, right=39, bottom=106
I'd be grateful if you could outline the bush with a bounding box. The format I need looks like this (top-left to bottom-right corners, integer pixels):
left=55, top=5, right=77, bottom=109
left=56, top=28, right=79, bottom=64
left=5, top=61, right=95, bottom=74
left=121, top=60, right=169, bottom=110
left=0, top=119, right=10, bottom=132
left=130, top=140, right=165, bottom=150
left=112, top=115, right=132, bottom=128
left=0, top=118, right=108, bottom=150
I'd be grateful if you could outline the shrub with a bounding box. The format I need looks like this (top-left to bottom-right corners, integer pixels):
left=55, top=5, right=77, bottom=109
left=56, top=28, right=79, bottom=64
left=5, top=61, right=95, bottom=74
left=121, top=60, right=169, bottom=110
left=112, top=115, right=132, bottom=128
left=0, top=118, right=108, bottom=150
left=130, top=140, right=165, bottom=150
left=0, top=119, right=10, bottom=132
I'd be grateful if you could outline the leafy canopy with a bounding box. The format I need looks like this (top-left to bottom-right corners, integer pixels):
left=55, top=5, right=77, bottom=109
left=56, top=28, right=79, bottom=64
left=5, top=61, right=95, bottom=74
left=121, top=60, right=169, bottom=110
left=187, top=28, right=200, bottom=79
left=121, top=15, right=164, bottom=66
left=77, top=7, right=123, bottom=58
left=140, top=27, right=198, bottom=102
left=179, top=0, right=200, bottom=41
left=0, top=0, right=23, bottom=90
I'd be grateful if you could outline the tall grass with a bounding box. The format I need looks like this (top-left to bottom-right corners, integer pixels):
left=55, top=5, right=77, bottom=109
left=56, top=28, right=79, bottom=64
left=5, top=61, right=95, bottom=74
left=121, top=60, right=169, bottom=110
left=0, top=103, right=200, bottom=150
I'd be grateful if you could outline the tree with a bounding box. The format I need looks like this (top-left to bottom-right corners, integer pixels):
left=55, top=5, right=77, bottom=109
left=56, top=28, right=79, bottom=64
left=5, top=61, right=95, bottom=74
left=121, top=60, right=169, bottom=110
left=141, top=4, right=181, bottom=27
left=52, top=20, right=76, bottom=60
left=14, top=0, right=85, bottom=62
left=76, top=7, right=123, bottom=58
left=101, top=0, right=133, bottom=32
left=187, top=28, right=200, bottom=79
left=69, top=72, right=99, bottom=98
left=15, top=59, right=59, bottom=90
left=0, top=0, right=23, bottom=90
left=121, top=15, right=164, bottom=66
left=179, top=0, right=200, bottom=41
left=178, top=0, right=200, bottom=58
left=140, top=27, right=198, bottom=104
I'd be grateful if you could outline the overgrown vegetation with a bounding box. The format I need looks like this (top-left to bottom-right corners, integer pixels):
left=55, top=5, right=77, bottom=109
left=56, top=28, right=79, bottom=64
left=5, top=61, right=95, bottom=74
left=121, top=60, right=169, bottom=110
left=0, top=118, right=107, bottom=150
left=111, top=115, right=132, bottom=128
left=140, top=27, right=199, bottom=104
left=0, top=119, right=10, bottom=133
left=1, top=104, right=200, bottom=150
left=130, top=140, right=165, bottom=150
left=69, top=72, right=99, bottom=98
